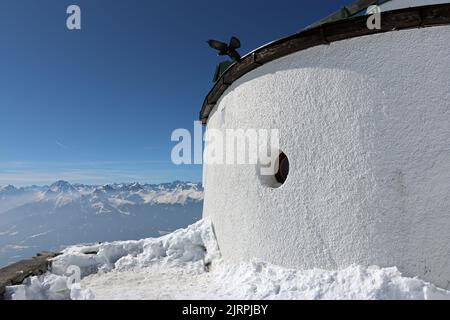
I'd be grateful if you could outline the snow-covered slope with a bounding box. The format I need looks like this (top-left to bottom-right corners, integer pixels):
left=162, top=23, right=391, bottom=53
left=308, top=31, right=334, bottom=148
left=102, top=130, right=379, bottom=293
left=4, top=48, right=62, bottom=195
left=5, top=220, right=450, bottom=300
left=0, top=181, right=203, bottom=267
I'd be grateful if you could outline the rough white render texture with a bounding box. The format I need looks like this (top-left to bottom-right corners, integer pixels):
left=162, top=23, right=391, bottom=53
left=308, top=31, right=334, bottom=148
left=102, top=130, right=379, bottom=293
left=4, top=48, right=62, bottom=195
left=380, top=0, right=450, bottom=11
left=202, top=26, right=450, bottom=289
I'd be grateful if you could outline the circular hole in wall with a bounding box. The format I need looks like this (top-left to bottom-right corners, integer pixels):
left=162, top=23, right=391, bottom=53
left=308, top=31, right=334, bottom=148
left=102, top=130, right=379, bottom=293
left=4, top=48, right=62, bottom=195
left=257, top=151, right=290, bottom=188
left=275, top=152, right=289, bottom=184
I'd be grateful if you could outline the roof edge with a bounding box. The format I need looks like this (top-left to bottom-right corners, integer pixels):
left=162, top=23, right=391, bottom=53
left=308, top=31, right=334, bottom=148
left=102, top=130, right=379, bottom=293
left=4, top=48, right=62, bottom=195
left=200, top=3, right=450, bottom=124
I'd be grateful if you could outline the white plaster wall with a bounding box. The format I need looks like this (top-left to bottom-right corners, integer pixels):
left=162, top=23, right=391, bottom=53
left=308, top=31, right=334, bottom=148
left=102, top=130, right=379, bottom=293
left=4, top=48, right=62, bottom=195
left=380, top=0, right=450, bottom=11
left=202, top=26, right=450, bottom=288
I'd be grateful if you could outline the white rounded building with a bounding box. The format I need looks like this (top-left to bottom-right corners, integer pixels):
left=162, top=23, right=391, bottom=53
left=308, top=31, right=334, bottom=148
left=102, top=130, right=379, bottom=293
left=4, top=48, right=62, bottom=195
left=200, top=0, right=450, bottom=288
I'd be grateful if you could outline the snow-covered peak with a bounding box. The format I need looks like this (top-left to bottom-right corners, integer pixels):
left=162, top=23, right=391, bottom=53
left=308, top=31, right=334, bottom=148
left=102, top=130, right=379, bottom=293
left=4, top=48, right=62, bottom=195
left=100, top=184, right=114, bottom=192
left=0, top=185, right=18, bottom=193
left=49, top=180, right=76, bottom=193
left=128, top=182, right=143, bottom=192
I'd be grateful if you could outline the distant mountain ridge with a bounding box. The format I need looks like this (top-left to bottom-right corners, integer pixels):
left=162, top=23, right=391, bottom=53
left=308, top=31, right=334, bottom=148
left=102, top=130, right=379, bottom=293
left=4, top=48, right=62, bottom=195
left=1, top=180, right=203, bottom=214
left=0, top=181, right=204, bottom=267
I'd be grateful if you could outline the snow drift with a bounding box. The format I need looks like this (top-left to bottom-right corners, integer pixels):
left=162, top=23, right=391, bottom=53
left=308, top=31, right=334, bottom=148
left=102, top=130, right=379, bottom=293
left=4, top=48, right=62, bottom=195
left=5, top=219, right=450, bottom=300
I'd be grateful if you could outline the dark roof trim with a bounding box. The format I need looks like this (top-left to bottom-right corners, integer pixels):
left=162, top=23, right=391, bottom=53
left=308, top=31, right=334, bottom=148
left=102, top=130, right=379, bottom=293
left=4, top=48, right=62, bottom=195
left=199, top=3, right=450, bottom=124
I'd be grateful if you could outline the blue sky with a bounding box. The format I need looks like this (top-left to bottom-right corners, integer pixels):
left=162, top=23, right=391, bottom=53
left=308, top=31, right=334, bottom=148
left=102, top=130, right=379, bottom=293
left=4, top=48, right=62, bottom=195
left=0, top=0, right=345, bottom=186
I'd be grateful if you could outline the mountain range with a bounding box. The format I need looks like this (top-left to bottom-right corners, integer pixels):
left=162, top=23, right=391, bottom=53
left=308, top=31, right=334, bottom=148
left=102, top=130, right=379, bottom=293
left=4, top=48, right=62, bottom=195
left=0, top=181, right=203, bottom=267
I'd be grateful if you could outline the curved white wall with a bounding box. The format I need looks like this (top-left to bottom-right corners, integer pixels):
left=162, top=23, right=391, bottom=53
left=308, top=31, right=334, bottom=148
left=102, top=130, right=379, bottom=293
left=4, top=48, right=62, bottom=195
left=202, top=26, right=450, bottom=288
left=380, top=0, right=450, bottom=11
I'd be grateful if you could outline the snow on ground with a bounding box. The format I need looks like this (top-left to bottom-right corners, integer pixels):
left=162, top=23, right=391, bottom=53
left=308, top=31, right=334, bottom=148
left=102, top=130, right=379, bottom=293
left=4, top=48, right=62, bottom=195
left=5, top=220, right=450, bottom=300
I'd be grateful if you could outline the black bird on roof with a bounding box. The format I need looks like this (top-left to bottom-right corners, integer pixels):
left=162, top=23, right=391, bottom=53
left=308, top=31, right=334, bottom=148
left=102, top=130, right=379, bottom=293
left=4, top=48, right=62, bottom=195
left=207, top=36, right=241, bottom=61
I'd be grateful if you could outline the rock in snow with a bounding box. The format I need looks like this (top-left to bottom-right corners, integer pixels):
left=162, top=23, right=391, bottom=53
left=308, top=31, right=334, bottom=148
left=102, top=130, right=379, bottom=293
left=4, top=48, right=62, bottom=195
left=5, top=219, right=450, bottom=300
